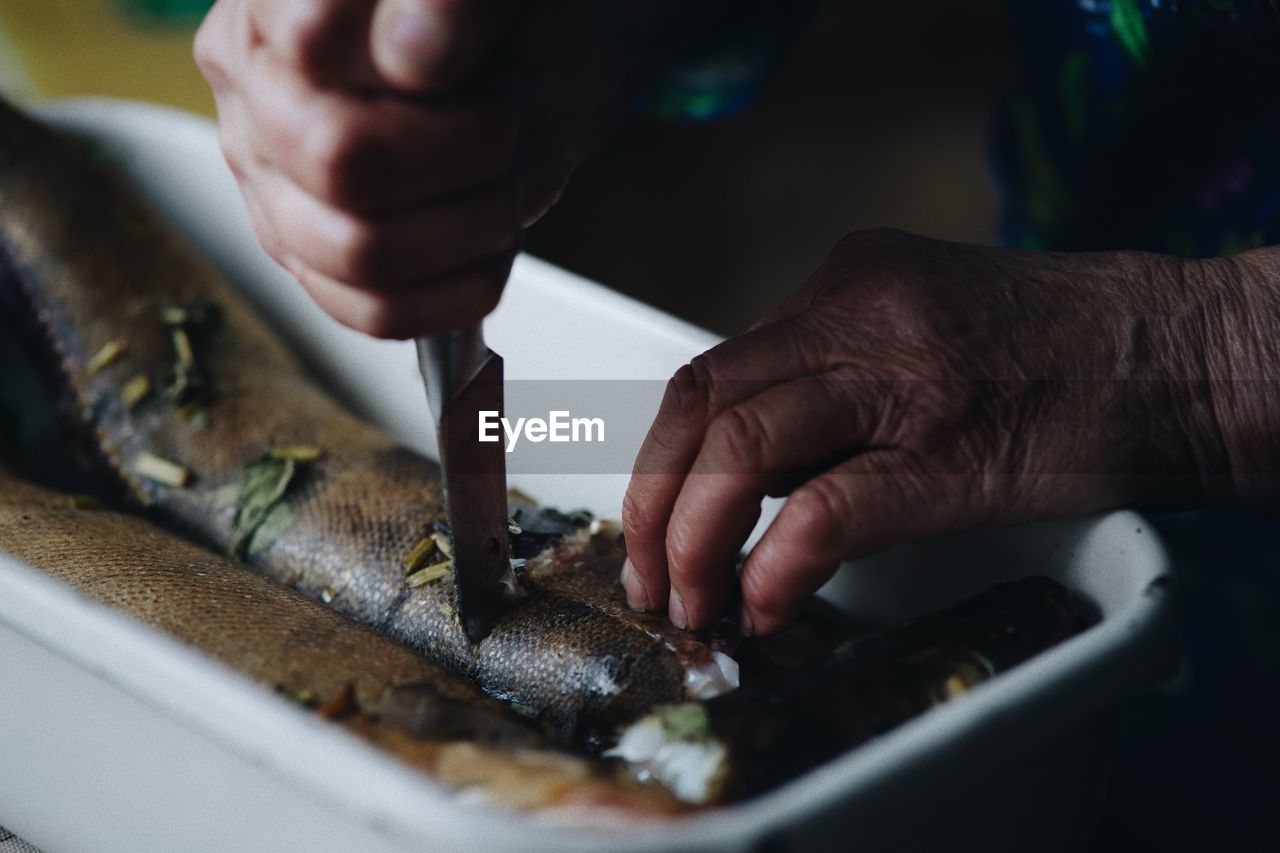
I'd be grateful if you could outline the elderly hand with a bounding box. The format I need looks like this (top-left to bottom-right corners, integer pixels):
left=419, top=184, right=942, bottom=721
left=621, top=229, right=1279, bottom=635
left=196, top=0, right=714, bottom=338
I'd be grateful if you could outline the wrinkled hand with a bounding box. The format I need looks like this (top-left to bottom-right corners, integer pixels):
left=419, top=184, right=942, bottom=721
left=196, top=0, right=712, bottom=338
left=621, top=229, right=1264, bottom=636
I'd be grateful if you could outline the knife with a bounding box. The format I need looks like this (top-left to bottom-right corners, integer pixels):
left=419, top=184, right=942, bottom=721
left=416, top=326, right=522, bottom=643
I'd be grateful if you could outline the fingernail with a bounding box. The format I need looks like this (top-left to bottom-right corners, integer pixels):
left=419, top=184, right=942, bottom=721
left=668, top=590, right=688, bottom=630
left=738, top=606, right=755, bottom=637
left=620, top=559, right=647, bottom=610
left=376, top=3, right=451, bottom=81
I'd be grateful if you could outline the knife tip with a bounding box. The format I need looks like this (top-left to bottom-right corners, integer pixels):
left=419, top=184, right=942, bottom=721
left=462, top=608, right=501, bottom=644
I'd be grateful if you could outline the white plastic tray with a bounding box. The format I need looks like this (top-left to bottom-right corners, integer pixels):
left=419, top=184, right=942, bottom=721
left=0, top=100, right=1178, bottom=853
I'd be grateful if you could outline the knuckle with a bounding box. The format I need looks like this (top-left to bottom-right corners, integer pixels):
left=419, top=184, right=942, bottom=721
left=785, top=479, right=848, bottom=556
left=427, top=0, right=466, bottom=19
left=333, top=219, right=385, bottom=287
left=686, top=353, right=718, bottom=387
left=249, top=218, right=282, bottom=263
left=739, top=565, right=782, bottom=619
left=836, top=227, right=910, bottom=258
left=280, top=2, right=334, bottom=65
left=825, top=230, right=920, bottom=306
left=216, top=126, right=246, bottom=174
left=663, top=360, right=713, bottom=420
left=192, top=20, right=224, bottom=81
left=706, top=407, right=769, bottom=474
left=305, top=119, right=371, bottom=207
left=663, top=523, right=697, bottom=579
left=237, top=197, right=282, bottom=263
left=621, top=489, right=660, bottom=539
left=415, top=271, right=508, bottom=334
left=353, top=297, right=412, bottom=340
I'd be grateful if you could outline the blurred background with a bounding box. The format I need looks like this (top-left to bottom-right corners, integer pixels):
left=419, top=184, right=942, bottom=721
left=0, top=0, right=1008, bottom=335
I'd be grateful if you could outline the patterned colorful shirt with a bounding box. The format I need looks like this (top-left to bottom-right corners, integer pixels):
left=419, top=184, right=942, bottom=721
left=999, top=0, right=1280, bottom=258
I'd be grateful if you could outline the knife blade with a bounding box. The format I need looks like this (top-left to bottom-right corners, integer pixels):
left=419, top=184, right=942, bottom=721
left=416, top=327, right=522, bottom=643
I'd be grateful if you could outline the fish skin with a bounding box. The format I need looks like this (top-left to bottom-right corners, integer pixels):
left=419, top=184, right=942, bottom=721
left=0, top=99, right=729, bottom=744
left=0, top=469, right=685, bottom=816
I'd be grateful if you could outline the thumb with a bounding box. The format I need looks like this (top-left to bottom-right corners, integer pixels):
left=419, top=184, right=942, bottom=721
left=371, top=0, right=512, bottom=92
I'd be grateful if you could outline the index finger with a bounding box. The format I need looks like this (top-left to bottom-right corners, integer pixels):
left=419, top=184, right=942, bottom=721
left=621, top=317, right=830, bottom=611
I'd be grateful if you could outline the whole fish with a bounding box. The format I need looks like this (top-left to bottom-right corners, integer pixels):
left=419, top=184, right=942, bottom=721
left=0, top=465, right=684, bottom=818
left=0, top=99, right=739, bottom=745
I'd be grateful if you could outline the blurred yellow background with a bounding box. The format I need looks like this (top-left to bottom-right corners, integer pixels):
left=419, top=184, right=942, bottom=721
left=0, top=0, right=214, bottom=113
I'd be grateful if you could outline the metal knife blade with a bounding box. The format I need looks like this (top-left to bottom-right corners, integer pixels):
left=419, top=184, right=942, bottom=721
left=416, top=328, right=521, bottom=643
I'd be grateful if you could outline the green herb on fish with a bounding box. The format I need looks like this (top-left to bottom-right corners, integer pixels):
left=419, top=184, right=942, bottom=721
left=508, top=701, right=539, bottom=719
left=67, top=494, right=101, bottom=510
left=162, top=302, right=221, bottom=412
left=228, top=455, right=297, bottom=559
left=133, top=452, right=189, bottom=487
left=86, top=339, right=125, bottom=376
left=269, top=445, right=323, bottom=462
left=606, top=703, right=727, bottom=804
left=162, top=303, right=223, bottom=329
left=165, top=326, right=206, bottom=405
left=292, top=688, right=318, bottom=706
left=407, top=559, right=453, bottom=588
left=656, top=703, right=712, bottom=743
left=249, top=502, right=295, bottom=557
left=928, top=653, right=994, bottom=705
left=120, top=373, right=152, bottom=410
left=171, top=325, right=195, bottom=364
left=402, top=536, right=437, bottom=573
left=178, top=402, right=209, bottom=429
